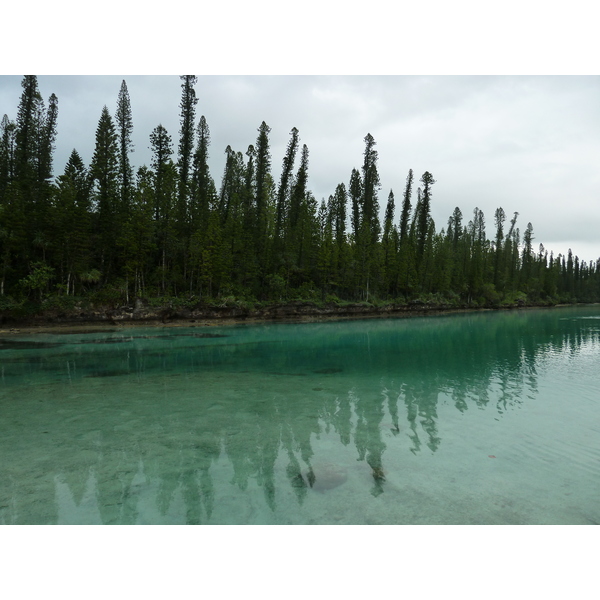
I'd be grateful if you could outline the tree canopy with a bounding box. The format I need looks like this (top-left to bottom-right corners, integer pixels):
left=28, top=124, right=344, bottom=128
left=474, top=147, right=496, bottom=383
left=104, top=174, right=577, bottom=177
left=1, top=75, right=598, bottom=311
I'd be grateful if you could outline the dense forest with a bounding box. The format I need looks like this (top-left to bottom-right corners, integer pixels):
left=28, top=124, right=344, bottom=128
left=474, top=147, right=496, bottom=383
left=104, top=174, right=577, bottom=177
left=1, top=75, right=599, bottom=318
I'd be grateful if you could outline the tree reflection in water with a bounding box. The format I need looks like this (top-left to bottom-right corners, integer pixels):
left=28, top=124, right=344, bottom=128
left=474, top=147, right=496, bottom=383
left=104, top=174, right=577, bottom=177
left=1, top=307, right=599, bottom=524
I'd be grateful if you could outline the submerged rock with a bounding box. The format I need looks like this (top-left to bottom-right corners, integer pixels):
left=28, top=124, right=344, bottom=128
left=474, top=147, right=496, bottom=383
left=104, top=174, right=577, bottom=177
left=303, top=462, right=348, bottom=492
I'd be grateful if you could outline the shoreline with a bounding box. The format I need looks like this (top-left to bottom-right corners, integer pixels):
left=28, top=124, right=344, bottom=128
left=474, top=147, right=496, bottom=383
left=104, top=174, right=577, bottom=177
left=0, top=301, right=580, bottom=336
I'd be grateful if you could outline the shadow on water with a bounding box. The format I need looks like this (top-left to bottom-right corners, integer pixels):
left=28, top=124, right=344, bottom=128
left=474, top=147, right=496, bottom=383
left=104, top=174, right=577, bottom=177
left=1, top=306, right=599, bottom=523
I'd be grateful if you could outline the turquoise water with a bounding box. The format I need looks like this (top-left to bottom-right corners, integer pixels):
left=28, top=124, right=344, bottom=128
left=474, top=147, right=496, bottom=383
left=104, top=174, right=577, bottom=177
left=1, top=306, right=599, bottom=525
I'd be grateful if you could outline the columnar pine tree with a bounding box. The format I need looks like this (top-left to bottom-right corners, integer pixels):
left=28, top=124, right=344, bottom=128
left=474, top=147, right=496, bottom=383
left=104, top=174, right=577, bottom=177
left=493, top=207, right=506, bottom=290
left=115, top=80, right=134, bottom=211
left=149, top=124, right=175, bottom=293
left=190, top=115, right=215, bottom=232
left=360, top=133, right=381, bottom=243
left=149, top=124, right=173, bottom=221
left=382, top=189, right=397, bottom=295
left=177, top=75, right=198, bottom=220
left=275, top=127, right=299, bottom=242
left=398, top=169, right=413, bottom=246
left=90, top=106, right=119, bottom=279
left=0, top=115, right=17, bottom=196
left=38, top=93, right=58, bottom=184
left=51, top=149, right=92, bottom=295
left=254, top=121, right=272, bottom=239
left=330, top=182, right=348, bottom=287
left=521, top=222, right=534, bottom=291
left=415, top=171, right=435, bottom=263
left=349, top=168, right=362, bottom=241
left=15, top=75, right=43, bottom=184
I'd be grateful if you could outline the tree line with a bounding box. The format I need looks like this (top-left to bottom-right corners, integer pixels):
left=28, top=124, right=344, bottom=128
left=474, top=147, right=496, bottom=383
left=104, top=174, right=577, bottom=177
left=1, top=75, right=598, bottom=312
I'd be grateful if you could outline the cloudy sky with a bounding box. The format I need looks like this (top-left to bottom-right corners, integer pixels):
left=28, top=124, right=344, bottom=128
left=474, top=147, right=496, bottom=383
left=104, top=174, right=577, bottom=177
left=2, top=74, right=598, bottom=262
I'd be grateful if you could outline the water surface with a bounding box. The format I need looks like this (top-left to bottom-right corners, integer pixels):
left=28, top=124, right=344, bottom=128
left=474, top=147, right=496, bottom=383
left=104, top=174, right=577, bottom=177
left=1, top=306, right=599, bottom=524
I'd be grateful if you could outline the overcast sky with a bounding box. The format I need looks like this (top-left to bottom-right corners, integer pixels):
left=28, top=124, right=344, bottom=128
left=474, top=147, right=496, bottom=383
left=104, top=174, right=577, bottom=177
left=1, top=74, right=598, bottom=263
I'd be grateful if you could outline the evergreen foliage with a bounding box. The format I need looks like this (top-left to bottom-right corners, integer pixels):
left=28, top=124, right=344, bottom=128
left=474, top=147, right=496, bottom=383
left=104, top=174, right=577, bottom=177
left=1, top=75, right=598, bottom=311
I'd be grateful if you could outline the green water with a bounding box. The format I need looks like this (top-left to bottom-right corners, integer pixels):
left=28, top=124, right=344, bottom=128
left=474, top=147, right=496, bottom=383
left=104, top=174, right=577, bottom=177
left=1, top=306, right=599, bottom=525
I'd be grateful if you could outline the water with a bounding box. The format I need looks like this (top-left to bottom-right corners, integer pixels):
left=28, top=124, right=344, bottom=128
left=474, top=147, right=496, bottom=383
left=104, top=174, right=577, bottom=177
left=1, top=305, right=599, bottom=525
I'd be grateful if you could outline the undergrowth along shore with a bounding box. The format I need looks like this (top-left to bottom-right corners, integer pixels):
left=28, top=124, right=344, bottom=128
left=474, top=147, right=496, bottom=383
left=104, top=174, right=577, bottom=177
left=0, top=291, right=585, bottom=328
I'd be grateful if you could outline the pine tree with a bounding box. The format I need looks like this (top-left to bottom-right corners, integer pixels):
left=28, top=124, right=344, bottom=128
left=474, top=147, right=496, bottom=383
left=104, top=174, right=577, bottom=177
left=115, top=80, right=134, bottom=210
left=51, top=149, right=92, bottom=295
left=236, top=144, right=258, bottom=291
left=149, top=123, right=172, bottom=217
left=504, top=211, right=519, bottom=291
left=275, top=127, right=299, bottom=240
left=38, top=93, right=58, bottom=184
left=398, top=169, right=413, bottom=246
left=254, top=122, right=272, bottom=230
left=331, top=183, right=348, bottom=277
left=521, top=222, right=534, bottom=291
left=219, top=145, right=245, bottom=227
left=493, top=207, right=506, bottom=290
left=467, top=207, right=487, bottom=302
left=253, top=122, right=273, bottom=286
left=317, top=197, right=334, bottom=299
left=382, top=190, right=398, bottom=298
left=149, top=124, right=176, bottom=294
left=177, top=75, right=198, bottom=217
left=351, top=134, right=382, bottom=301
left=361, top=133, right=381, bottom=244
left=119, top=166, right=155, bottom=300
left=90, top=106, right=119, bottom=278
left=12, top=76, right=56, bottom=264
left=415, top=171, right=435, bottom=263
left=289, top=143, right=308, bottom=231
left=190, top=115, right=214, bottom=231
left=217, top=146, right=245, bottom=292
left=15, top=75, right=43, bottom=183
left=0, top=115, right=17, bottom=195
left=349, top=168, right=362, bottom=240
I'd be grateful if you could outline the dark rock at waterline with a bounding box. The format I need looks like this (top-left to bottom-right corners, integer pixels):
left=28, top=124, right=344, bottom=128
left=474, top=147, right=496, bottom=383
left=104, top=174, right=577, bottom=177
left=0, top=299, right=481, bottom=328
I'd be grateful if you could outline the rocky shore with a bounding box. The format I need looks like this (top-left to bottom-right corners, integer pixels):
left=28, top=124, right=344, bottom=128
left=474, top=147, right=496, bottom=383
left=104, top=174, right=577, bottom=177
left=0, top=299, right=492, bottom=334
left=2, top=297, right=576, bottom=336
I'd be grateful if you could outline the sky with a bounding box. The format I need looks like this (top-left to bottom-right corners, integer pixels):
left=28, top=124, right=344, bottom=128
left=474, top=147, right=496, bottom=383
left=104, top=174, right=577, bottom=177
left=1, top=74, right=598, bottom=263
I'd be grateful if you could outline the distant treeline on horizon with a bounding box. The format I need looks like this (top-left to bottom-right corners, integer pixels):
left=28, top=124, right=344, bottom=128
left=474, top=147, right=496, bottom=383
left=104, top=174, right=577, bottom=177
left=1, top=75, right=599, bottom=309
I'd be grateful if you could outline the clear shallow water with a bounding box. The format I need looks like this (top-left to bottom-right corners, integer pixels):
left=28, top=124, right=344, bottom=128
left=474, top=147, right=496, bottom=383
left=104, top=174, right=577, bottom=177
left=1, top=306, right=599, bottom=525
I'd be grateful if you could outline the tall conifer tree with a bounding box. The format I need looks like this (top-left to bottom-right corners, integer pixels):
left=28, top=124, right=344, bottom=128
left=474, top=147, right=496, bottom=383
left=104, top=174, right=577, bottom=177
left=399, top=169, right=413, bottom=246
left=177, top=75, right=198, bottom=215
left=15, top=75, right=43, bottom=183
left=191, top=115, right=214, bottom=230
left=0, top=115, right=17, bottom=195
left=415, top=171, right=435, bottom=262
left=115, top=80, right=134, bottom=210
left=90, top=106, right=119, bottom=277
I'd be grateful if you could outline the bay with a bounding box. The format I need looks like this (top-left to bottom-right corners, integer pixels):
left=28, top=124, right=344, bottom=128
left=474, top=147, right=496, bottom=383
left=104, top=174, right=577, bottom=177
left=1, top=305, right=599, bottom=525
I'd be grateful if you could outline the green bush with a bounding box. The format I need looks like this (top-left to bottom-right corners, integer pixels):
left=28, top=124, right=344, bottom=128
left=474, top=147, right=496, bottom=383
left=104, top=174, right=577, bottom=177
left=41, top=295, right=82, bottom=312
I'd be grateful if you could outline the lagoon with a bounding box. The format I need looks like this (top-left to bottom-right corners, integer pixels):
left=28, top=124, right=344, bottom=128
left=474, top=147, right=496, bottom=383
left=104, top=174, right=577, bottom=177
left=1, top=306, right=599, bottom=524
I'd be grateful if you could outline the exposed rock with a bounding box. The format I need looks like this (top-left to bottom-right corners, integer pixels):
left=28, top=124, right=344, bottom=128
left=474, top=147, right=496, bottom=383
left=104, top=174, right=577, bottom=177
left=0, top=299, right=559, bottom=331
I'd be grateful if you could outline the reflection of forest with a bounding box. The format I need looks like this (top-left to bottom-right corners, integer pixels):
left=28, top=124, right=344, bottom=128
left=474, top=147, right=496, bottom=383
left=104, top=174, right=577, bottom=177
left=1, top=308, right=598, bottom=524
